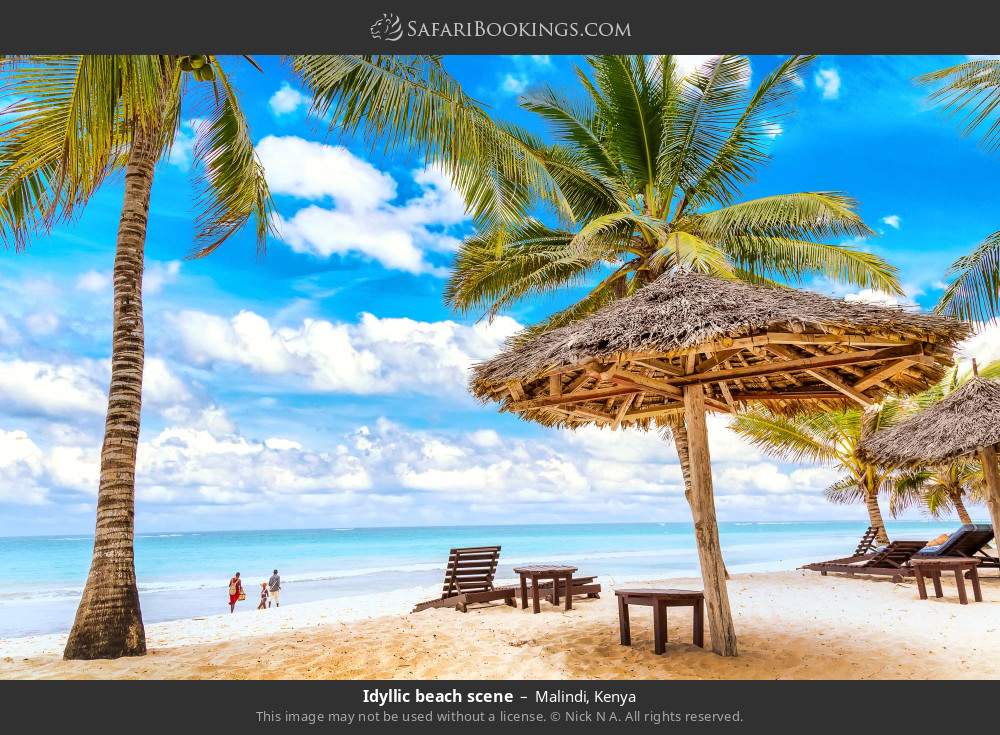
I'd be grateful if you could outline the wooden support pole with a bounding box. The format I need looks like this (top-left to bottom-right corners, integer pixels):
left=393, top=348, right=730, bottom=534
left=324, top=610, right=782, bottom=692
left=977, top=445, right=1000, bottom=543
left=682, top=384, right=738, bottom=657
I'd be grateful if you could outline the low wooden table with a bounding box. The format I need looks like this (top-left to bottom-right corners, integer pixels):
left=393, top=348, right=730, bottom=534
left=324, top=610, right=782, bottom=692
left=615, top=588, right=704, bottom=654
left=911, top=557, right=983, bottom=604
left=513, top=564, right=577, bottom=613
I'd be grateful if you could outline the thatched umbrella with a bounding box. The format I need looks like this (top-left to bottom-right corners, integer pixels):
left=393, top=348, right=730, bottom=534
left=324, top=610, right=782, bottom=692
left=470, top=270, right=968, bottom=656
left=859, top=365, right=1000, bottom=539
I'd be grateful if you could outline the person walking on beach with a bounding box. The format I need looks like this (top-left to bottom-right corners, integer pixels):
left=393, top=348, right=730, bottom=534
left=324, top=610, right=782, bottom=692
left=228, top=572, right=243, bottom=613
left=257, top=582, right=269, bottom=610
left=268, top=569, right=281, bottom=608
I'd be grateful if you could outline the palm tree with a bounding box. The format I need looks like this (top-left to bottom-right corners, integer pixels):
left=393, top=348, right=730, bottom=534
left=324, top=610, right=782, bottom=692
left=886, top=358, right=1000, bottom=524
left=0, top=55, right=274, bottom=660
left=440, top=55, right=900, bottom=531
left=445, top=56, right=900, bottom=328
left=891, top=461, right=983, bottom=524
left=301, top=55, right=904, bottom=657
left=731, top=401, right=910, bottom=544
left=919, top=59, right=1000, bottom=322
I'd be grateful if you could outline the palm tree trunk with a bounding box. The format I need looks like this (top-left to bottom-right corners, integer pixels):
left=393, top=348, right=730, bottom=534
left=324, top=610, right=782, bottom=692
left=671, top=422, right=729, bottom=580
left=63, top=122, right=159, bottom=660
left=680, top=387, right=738, bottom=656
left=977, top=446, right=1000, bottom=542
left=951, top=491, right=972, bottom=525
left=864, top=489, right=890, bottom=545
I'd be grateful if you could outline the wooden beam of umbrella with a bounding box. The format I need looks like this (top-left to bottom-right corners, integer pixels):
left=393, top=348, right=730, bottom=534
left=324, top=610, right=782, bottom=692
left=470, top=270, right=968, bottom=657
left=859, top=368, right=1000, bottom=543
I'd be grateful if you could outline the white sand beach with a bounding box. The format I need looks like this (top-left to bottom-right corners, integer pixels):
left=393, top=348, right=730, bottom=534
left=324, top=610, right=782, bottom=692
left=3, top=569, right=999, bottom=680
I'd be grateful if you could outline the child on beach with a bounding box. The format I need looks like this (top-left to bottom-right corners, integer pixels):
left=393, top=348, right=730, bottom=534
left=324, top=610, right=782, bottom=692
left=257, top=582, right=269, bottom=610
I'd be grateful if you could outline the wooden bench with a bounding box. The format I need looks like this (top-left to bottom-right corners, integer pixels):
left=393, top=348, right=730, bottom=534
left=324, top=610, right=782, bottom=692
left=615, top=588, right=705, bottom=654
left=911, top=557, right=983, bottom=605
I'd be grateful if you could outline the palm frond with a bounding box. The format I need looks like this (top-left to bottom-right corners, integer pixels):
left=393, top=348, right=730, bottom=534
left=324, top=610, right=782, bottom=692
left=188, top=61, right=275, bottom=258
left=688, top=55, right=815, bottom=208
left=444, top=220, right=600, bottom=316
left=0, top=55, right=167, bottom=248
left=660, top=55, right=749, bottom=208
left=515, top=267, right=631, bottom=338
left=936, top=230, right=1000, bottom=322
left=293, top=54, right=568, bottom=229
left=694, top=192, right=873, bottom=242
left=919, top=59, right=1000, bottom=150
left=729, top=408, right=840, bottom=465
left=824, top=476, right=865, bottom=505
left=586, top=55, right=662, bottom=192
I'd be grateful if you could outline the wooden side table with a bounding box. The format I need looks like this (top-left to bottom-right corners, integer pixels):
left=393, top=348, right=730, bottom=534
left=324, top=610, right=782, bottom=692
left=512, top=564, right=577, bottom=613
left=911, top=557, right=983, bottom=604
left=615, top=588, right=705, bottom=654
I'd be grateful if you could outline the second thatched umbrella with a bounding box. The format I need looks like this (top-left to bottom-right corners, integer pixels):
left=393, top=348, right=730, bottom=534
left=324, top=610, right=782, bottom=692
left=471, top=270, right=968, bottom=656
left=859, top=368, right=1000, bottom=540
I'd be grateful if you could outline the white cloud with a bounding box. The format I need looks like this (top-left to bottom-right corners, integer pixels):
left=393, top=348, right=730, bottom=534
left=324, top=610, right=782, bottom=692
left=76, top=270, right=111, bottom=293
left=673, top=55, right=721, bottom=78
left=501, top=74, right=528, bottom=95
left=0, top=353, right=192, bottom=420
left=24, top=312, right=60, bottom=336
left=671, top=56, right=751, bottom=87
left=843, top=289, right=908, bottom=308
left=268, top=83, right=310, bottom=116
left=258, top=136, right=396, bottom=209
left=0, top=429, right=47, bottom=504
left=958, top=321, right=1000, bottom=369
left=144, top=260, right=181, bottom=295
left=7, top=406, right=901, bottom=522
left=0, top=359, right=107, bottom=417
left=881, top=214, right=901, bottom=229
left=0, top=314, right=18, bottom=344
left=166, top=119, right=208, bottom=171
left=763, top=121, right=783, bottom=138
left=814, top=68, right=841, bottom=100
left=259, top=136, right=468, bottom=274
left=468, top=429, right=501, bottom=448
left=170, top=308, right=522, bottom=396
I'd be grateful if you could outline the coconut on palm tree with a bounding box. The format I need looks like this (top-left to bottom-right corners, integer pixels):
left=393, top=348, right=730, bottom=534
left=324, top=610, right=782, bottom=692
left=0, top=55, right=274, bottom=660
left=920, top=59, right=1000, bottom=322
left=731, top=400, right=910, bottom=544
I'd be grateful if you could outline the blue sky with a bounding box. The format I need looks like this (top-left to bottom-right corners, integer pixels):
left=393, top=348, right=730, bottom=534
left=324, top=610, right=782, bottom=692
left=2, top=54, right=999, bottom=536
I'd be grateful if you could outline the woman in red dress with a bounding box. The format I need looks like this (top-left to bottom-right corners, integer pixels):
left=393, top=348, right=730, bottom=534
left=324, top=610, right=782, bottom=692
left=228, top=572, right=243, bottom=613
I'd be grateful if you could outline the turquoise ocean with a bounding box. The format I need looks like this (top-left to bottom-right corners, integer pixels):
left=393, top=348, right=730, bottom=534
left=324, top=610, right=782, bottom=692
left=0, top=520, right=965, bottom=638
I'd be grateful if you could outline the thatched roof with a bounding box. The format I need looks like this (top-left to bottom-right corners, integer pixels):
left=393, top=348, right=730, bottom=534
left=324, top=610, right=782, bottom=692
left=858, top=377, right=1000, bottom=466
left=470, top=270, right=969, bottom=430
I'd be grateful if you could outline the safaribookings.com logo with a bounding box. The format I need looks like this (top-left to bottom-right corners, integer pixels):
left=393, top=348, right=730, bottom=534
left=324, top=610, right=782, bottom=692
left=370, top=13, right=631, bottom=41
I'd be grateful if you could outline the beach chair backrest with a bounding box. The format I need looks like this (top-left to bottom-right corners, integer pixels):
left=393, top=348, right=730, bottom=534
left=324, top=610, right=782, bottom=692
left=915, top=524, right=994, bottom=558
left=441, top=546, right=501, bottom=598
left=854, top=526, right=882, bottom=555
left=938, top=524, right=994, bottom=557
left=865, top=540, right=927, bottom=568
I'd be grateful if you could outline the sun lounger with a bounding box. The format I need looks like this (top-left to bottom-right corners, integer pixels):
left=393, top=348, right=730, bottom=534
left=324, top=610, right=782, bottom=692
left=412, top=545, right=517, bottom=613
left=801, top=540, right=928, bottom=582
left=854, top=526, right=883, bottom=555
left=914, top=524, right=997, bottom=575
